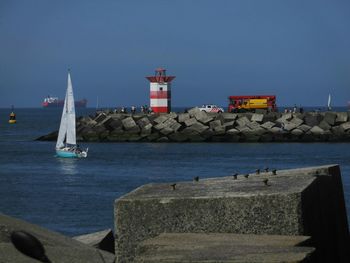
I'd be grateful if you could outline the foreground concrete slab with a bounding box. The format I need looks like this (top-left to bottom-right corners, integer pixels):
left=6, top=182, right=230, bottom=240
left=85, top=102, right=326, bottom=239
left=115, top=165, right=350, bottom=263
left=73, top=229, right=114, bottom=254
left=0, top=213, right=115, bottom=263
left=134, top=233, right=315, bottom=263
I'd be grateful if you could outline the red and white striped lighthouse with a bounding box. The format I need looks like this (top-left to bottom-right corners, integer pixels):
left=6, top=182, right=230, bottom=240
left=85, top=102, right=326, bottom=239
left=146, top=68, right=175, bottom=113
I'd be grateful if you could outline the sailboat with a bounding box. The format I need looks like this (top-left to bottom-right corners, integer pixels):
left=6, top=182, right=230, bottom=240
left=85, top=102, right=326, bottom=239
left=56, top=70, right=88, bottom=158
left=327, top=94, right=332, bottom=111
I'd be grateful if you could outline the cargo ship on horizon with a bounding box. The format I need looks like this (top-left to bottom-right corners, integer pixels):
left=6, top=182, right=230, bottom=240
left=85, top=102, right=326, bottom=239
left=42, top=96, right=87, bottom=108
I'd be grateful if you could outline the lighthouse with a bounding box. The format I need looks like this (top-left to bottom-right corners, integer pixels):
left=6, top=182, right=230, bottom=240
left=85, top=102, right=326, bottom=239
left=146, top=68, right=175, bottom=113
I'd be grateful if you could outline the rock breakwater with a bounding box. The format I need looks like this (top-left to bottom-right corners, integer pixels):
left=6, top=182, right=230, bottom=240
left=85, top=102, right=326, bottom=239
left=37, top=108, right=350, bottom=142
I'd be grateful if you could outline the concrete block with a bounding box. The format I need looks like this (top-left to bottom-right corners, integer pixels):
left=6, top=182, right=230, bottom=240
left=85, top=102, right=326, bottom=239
left=310, top=126, right=324, bottom=135
left=115, top=165, right=350, bottom=263
left=187, top=107, right=201, bottom=117
left=319, top=120, right=331, bottom=131
left=226, top=128, right=240, bottom=135
left=168, top=112, right=177, bottom=119
left=94, top=113, right=108, bottom=123
left=298, top=124, right=312, bottom=132
left=222, top=113, right=238, bottom=121
left=340, top=122, right=350, bottom=131
left=290, top=117, right=303, bottom=127
left=331, top=126, right=345, bottom=136
left=246, top=121, right=261, bottom=130
left=153, top=115, right=169, bottom=124
left=136, top=117, right=150, bottom=128
left=269, top=127, right=283, bottom=134
left=104, top=118, right=123, bottom=131
left=0, top=214, right=115, bottom=263
left=304, top=113, right=323, bottom=127
left=141, top=123, right=152, bottom=135
left=184, top=118, right=197, bottom=127
left=261, top=121, right=276, bottom=130
left=336, top=112, right=348, bottom=123
left=160, top=127, right=174, bottom=135
left=236, top=126, right=251, bottom=132
left=236, top=116, right=250, bottom=127
left=121, top=117, right=137, bottom=130
left=324, top=112, right=337, bottom=125
left=209, top=120, right=222, bottom=130
left=291, top=129, right=304, bottom=136
left=74, top=229, right=114, bottom=254
left=283, top=122, right=297, bottom=131
left=135, top=233, right=315, bottom=263
left=213, top=125, right=226, bottom=135
left=177, top=113, right=190, bottom=123
left=251, top=113, right=264, bottom=123
left=223, top=121, right=234, bottom=130
left=154, top=122, right=166, bottom=131
left=146, top=132, right=160, bottom=142
left=188, top=122, right=209, bottom=133
left=157, top=136, right=169, bottom=142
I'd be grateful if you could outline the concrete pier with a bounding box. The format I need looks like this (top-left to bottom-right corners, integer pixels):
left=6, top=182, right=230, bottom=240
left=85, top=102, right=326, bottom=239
left=114, top=164, right=350, bottom=262
left=37, top=108, right=350, bottom=142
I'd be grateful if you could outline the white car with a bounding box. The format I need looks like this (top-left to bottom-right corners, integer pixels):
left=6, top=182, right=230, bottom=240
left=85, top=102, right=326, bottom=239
left=198, top=104, right=224, bottom=113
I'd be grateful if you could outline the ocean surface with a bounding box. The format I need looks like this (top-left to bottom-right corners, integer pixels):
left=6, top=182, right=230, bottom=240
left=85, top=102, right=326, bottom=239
left=0, top=108, right=349, bottom=237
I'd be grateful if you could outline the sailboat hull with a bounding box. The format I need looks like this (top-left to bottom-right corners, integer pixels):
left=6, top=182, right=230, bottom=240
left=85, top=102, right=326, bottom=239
left=56, top=149, right=87, bottom=158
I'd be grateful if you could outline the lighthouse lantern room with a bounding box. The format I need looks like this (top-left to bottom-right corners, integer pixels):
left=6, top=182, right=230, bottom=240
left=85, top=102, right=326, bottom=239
left=146, top=68, right=175, bottom=113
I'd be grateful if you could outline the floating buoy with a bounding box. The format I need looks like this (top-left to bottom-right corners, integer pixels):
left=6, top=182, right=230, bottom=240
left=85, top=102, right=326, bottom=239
left=8, top=105, right=16, bottom=124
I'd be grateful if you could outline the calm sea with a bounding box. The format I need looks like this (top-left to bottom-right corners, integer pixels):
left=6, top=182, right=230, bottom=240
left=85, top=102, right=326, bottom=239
left=0, top=108, right=349, bottom=236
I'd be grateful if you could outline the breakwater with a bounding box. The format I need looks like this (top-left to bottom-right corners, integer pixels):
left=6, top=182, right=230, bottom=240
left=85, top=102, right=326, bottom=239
left=37, top=108, right=350, bottom=142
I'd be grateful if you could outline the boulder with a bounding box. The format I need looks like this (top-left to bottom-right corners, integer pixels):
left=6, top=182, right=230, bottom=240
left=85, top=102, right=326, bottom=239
left=187, top=107, right=201, bottom=117
left=209, top=120, right=222, bottom=130
left=178, top=113, right=190, bottom=123
left=304, top=113, right=323, bottom=127
left=122, top=117, right=137, bottom=130
left=222, top=113, right=238, bottom=122
left=340, top=122, right=350, bottom=131
left=193, top=110, right=213, bottom=124
left=319, top=121, right=331, bottom=131
left=298, top=124, right=312, bottom=133
left=104, top=118, right=123, bottom=131
left=246, top=121, right=261, bottom=130
left=226, top=128, right=240, bottom=135
left=324, top=112, right=337, bottom=125
left=251, top=113, right=264, bottom=123
left=184, top=118, right=197, bottom=127
left=141, top=123, right=153, bottom=135
left=136, top=117, right=151, bottom=128
left=282, top=122, right=297, bottom=131
left=94, top=113, right=108, bottom=123
left=290, top=117, right=303, bottom=127
left=291, top=129, right=304, bottom=136
left=213, top=126, right=226, bottom=135
left=223, top=121, right=234, bottom=130
left=236, top=116, right=250, bottom=127
left=310, top=126, right=324, bottom=135
left=154, top=115, right=169, bottom=124
left=261, top=121, right=276, bottom=130
left=160, top=127, right=174, bottom=135
left=336, top=112, right=348, bottom=123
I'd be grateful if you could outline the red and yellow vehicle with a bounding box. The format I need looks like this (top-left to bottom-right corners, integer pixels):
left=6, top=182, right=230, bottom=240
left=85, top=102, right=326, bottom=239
left=228, top=95, right=277, bottom=113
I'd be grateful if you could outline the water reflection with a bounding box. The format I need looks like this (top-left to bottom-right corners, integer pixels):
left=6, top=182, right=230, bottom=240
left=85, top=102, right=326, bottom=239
left=56, top=157, right=78, bottom=176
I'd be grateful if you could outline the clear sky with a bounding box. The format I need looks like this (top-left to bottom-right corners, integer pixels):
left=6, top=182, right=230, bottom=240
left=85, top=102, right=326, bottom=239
left=1, top=0, right=350, bottom=108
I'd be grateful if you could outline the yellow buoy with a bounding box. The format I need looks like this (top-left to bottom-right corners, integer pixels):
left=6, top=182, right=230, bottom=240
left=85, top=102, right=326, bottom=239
left=9, top=111, right=16, bottom=124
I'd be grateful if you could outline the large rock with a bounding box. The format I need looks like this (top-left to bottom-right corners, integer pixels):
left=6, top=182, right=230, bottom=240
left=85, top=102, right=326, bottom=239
left=177, top=113, right=190, bottom=123
left=236, top=116, right=250, bottom=127
left=261, top=121, right=276, bottom=130
left=184, top=118, right=197, bottom=127
left=0, top=213, right=115, bottom=263
left=324, top=112, right=337, bottom=125
left=121, top=117, right=137, bottom=130
left=135, top=233, right=315, bottom=263
left=136, top=117, right=151, bottom=129
left=319, top=120, right=331, bottom=131
left=304, top=113, right=323, bottom=127
left=114, top=165, right=350, bottom=263
left=336, top=112, right=348, bottom=123
left=251, top=113, right=264, bottom=123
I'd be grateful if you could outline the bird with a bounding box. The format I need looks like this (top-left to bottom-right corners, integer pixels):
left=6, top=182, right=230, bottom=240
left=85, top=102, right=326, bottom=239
left=244, top=174, right=249, bottom=178
left=272, top=169, right=277, bottom=175
left=232, top=173, right=238, bottom=180
left=170, top=183, right=176, bottom=190
left=193, top=176, right=199, bottom=182
left=255, top=169, right=260, bottom=175
left=263, top=178, right=270, bottom=186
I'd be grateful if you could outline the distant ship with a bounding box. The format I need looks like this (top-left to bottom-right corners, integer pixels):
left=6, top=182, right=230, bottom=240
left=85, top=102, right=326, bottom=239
left=42, top=96, right=87, bottom=108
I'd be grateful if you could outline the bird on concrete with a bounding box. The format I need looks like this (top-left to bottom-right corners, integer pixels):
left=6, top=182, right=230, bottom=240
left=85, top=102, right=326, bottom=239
left=244, top=174, right=249, bottom=178
left=170, top=183, right=176, bottom=190
left=193, top=176, right=199, bottom=182
left=263, top=178, right=270, bottom=186
left=272, top=169, right=277, bottom=175
left=255, top=169, right=260, bottom=175
left=232, top=173, right=238, bottom=180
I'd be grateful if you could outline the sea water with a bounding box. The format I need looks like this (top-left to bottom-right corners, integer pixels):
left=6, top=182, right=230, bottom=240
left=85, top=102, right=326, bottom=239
left=0, top=108, right=349, bottom=236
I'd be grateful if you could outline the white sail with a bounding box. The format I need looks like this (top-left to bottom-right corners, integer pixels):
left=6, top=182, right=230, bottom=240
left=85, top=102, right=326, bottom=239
left=56, top=72, right=76, bottom=148
left=66, top=72, right=76, bottom=145
left=327, top=94, right=331, bottom=110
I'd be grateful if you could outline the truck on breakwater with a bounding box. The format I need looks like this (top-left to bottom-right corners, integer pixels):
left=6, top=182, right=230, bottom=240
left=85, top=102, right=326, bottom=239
left=228, top=95, right=277, bottom=113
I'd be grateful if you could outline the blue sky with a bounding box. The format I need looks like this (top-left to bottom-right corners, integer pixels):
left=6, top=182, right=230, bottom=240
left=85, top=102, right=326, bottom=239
left=1, top=0, right=350, bottom=108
